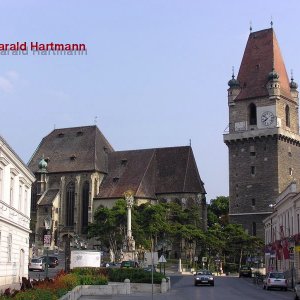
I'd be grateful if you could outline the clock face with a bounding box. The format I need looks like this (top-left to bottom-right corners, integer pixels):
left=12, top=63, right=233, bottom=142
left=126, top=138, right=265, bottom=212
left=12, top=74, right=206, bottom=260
left=261, top=111, right=275, bottom=126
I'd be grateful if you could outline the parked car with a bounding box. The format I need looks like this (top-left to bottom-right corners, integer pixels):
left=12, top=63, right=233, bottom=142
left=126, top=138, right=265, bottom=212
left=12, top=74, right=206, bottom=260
left=40, top=255, right=59, bottom=268
left=263, top=272, right=287, bottom=291
left=28, top=258, right=46, bottom=271
left=239, top=266, right=252, bottom=277
left=295, top=282, right=300, bottom=299
left=120, top=260, right=139, bottom=268
left=194, top=270, right=214, bottom=286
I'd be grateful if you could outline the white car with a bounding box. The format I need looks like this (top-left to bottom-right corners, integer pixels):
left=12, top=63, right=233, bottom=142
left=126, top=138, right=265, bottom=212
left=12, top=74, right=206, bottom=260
left=28, top=257, right=46, bottom=271
left=263, top=272, right=287, bottom=291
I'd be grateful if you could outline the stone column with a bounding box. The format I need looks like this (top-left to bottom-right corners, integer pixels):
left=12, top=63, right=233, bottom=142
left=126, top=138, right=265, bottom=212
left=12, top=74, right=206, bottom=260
left=124, top=191, right=135, bottom=254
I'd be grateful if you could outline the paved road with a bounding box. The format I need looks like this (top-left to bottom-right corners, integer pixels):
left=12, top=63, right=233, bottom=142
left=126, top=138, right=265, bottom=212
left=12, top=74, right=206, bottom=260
left=28, top=252, right=65, bottom=280
left=80, top=275, right=295, bottom=300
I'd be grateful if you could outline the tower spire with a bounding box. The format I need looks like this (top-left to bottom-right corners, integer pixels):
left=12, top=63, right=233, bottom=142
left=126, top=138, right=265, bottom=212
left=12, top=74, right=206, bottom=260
left=249, top=21, right=252, bottom=33
left=270, top=16, right=273, bottom=28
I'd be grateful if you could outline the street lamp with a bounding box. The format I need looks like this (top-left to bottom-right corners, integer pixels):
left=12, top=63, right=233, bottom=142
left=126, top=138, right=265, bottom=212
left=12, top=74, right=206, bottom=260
left=44, top=215, right=52, bottom=278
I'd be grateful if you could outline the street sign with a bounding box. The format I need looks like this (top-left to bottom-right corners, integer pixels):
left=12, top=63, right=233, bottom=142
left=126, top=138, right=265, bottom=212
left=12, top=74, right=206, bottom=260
left=44, top=234, right=51, bottom=247
left=158, top=255, right=167, bottom=263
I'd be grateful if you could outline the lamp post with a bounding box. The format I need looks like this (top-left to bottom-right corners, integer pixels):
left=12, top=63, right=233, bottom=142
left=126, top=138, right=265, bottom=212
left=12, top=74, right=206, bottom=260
left=44, top=215, right=52, bottom=278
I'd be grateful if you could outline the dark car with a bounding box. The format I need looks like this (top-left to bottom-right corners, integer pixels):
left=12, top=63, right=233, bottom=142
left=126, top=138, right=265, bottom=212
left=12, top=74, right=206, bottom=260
left=194, top=270, right=214, bottom=286
left=120, top=260, right=139, bottom=268
left=239, top=266, right=252, bottom=277
left=40, top=255, right=59, bottom=268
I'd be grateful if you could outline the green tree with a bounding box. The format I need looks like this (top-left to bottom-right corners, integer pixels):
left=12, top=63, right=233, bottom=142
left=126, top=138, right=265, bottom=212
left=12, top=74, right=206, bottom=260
left=88, top=199, right=127, bottom=260
left=207, top=196, right=229, bottom=227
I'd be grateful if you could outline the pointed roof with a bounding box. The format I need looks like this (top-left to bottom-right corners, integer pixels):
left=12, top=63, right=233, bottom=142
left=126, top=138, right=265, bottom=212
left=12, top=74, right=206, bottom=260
left=96, top=146, right=206, bottom=199
left=236, top=28, right=292, bottom=101
left=28, top=126, right=114, bottom=173
left=38, top=189, right=60, bottom=206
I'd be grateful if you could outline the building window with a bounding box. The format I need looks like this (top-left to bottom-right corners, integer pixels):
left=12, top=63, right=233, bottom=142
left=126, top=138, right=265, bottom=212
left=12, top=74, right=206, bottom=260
left=7, top=233, right=12, bottom=262
left=0, top=168, right=2, bottom=201
left=252, top=198, right=255, bottom=206
left=289, top=168, right=293, bottom=176
left=94, top=179, right=98, bottom=197
left=251, top=166, right=256, bottom=175
left=250, top=151, right=256, bottom=156
left=24, top=189, right=28, bottom=215
left=10, top=177, right=14, bottom=206
left=19, top=185, right=22, bottom=211
left=252, top=222, right=257, bottom=236
left=249, top=103, right=257, bottom=125
left=66, top=181, right=75, bottom=227
left=285, top=105, right=290, bottom=127
left=81, top=181, right=89, bottom=234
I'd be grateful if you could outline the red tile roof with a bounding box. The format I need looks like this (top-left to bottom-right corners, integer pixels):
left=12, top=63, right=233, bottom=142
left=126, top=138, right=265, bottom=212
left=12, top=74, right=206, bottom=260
left=236, top=28, right=292, bottom=101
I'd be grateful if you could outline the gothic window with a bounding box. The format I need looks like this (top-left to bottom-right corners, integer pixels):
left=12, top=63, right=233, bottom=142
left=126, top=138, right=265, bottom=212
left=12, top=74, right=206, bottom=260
left=81, top=181, right=89, bottom=234
left=252, top=222, right=257, bottom=236
left=251, top=166, right=256, bottom=175
left=248, top=103, right=257, bottom=125
left=285, top=105, right=290, bottom=127
left=31, top=182, right=38, bottom=212
left=66, top=181, right=75, bottom=227
left=94, top=179, right=98, bottom=197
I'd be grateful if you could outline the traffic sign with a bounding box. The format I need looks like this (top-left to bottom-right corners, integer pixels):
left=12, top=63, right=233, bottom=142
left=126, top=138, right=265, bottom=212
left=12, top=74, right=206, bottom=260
left=158, top=255, right=167, bottom=263
left=44, top=234, right=51, bottom=247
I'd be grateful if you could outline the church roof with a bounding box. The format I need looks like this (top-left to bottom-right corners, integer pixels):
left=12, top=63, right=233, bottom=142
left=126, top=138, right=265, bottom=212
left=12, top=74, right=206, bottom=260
left=38, top=189, right=60, bottom=206
left=236, top=28, right=292, bottom=101
left=28, top=126, right=114, bottom=173
left=96, top=146, right=205, bottom=199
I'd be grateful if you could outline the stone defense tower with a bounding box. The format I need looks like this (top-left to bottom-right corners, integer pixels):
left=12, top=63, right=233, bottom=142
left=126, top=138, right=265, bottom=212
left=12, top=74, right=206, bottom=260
left=224, top=28, right=300, bottom=238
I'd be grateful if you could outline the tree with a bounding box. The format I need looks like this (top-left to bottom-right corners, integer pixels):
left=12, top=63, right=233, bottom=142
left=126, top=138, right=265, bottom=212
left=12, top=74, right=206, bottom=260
left=88, top=199, right=127, bottom=261
left=207, top=196, right=229, bottom=227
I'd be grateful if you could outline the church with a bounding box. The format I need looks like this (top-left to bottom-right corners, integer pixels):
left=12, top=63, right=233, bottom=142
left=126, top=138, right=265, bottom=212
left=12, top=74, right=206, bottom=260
left=224, top=26, right=300, bottom=238
left=28, top=125, right=206, bottom=255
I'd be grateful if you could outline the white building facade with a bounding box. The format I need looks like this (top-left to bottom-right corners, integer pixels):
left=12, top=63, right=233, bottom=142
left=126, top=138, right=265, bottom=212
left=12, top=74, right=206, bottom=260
left=264, top=182, right=300, bottom=287
left=0, top=135, right=35, bottom=289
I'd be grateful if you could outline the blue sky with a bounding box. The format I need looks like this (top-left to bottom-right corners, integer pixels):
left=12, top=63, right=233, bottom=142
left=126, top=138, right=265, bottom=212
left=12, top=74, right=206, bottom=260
left=0, top=0, right=299, bottom=202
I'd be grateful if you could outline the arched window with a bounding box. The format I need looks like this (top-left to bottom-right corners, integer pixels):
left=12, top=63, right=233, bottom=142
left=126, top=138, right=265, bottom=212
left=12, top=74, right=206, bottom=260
left=249, top=103, right=257, bottom=125
left=285, top=105, right=290, bottom=127
left=81, top=181, right=89, bottom=234
left=66, top=181, right=75, bottom=227
left=94, top=179, right=98, bottom=197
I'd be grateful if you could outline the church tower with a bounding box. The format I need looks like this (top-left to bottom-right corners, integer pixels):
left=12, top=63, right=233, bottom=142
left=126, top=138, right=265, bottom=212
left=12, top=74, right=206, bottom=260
left=224, top=28, right=300, bottom=238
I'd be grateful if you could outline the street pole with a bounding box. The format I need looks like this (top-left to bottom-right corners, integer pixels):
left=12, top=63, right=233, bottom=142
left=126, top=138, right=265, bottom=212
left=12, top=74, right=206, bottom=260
left=45, top=246, right=49, bottom=278
left=151, top=237, right=154, bottom=300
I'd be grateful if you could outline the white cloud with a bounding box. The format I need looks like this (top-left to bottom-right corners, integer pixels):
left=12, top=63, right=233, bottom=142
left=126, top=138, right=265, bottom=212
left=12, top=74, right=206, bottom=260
left=0, top=76, right=13, bottom=93
left=0, top=70, right=20, bottom=93
left=6, top=70, right=19, bottom=81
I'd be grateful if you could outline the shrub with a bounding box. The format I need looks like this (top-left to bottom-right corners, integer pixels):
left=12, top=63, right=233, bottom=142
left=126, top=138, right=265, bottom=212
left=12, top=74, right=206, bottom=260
left=13, top=289, right=58, bottom=300
left=107, top=268, right=166, bottom=284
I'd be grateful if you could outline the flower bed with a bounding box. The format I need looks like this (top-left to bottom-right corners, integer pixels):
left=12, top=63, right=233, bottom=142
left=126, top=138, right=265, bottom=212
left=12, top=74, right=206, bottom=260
left=0, top=267, right=167, bottom=299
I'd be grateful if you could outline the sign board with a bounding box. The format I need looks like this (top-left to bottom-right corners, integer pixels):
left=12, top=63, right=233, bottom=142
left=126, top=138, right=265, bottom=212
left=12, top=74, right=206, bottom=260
left=144, top=251, right=158, bottom=265
left=158, top=255, right=167, bottom=263
left=43, top=234, right=51, bottom=247
left=202, top=257, right=207, bottom=262
left=70, top=250, right=101, bottom=269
